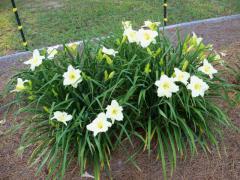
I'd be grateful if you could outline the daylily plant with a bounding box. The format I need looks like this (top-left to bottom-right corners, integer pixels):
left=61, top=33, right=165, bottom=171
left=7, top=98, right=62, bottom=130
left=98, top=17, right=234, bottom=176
left=6, top=20, right=234, bottom=180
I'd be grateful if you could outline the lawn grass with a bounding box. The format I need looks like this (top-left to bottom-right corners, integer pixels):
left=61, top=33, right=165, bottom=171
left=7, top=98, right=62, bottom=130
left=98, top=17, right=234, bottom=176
left=0, top=0, right=240, bottom=56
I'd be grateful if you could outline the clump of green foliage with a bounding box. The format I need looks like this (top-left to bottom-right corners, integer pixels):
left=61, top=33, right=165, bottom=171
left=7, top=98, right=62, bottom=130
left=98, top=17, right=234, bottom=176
left=2, top=21, right=238, bottom=179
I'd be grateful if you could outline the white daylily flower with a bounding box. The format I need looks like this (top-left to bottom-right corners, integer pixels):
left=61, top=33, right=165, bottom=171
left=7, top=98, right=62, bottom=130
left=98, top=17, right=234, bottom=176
left=51, top=111, right=72, bottom=126
left=137, top=29, right=158, bottom=48
left=11, top=78, right=29, bottom=92
left=67, top=42, right=81, bottom=50
left=122, top=21, right=132, bottom=30
left=155, top=75, right=179, bottom=98
left=24, top=49, right=44, bottom=71
left=173, top=68, right=190, bottom=85
left=63, top=65, right=82, bottom=88
left=143, top=20, right=160, bottom=30
left=122, top=21, right=138, bottom=43
left=192, top=32, right=203, bottom=45
left=106, top=100, right=123, bottom=124
left=187, top=76, right=209, bottom=97
left=47, top=47, right=58, bottom=59
left=86, top=112, right=112, bottom=136
left=198, top=59, right=218, bottom=79
left=124, top=28, right=138, bottom=43
left=102, top=46, right=118, bottom=57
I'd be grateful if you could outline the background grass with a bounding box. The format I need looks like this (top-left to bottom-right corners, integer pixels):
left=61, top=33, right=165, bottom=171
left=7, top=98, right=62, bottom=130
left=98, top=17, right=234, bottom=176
left=0, top=0, right=240, bottom=56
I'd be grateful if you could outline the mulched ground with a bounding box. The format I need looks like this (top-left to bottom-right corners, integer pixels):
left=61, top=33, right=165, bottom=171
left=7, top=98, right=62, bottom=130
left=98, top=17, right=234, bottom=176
left=0, top=18, right=239, bottom=179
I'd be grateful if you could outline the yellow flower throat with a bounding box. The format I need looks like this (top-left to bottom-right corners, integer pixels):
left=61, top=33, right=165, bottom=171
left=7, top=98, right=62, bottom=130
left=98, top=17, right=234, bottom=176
left=111, top=109, right=117, bottom=115
left=162, top=82, right=170, bottom=90
left=69, top=72, right=76, bottom=80
left=97, top=121, right=103, bottom=129
left=143, top=33, right=151, bottom=40
left=194, top=83, right=201, bottom=91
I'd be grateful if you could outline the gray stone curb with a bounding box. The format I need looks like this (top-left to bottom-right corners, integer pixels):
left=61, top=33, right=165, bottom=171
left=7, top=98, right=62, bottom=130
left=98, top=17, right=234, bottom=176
left=0, top=14, right=239, bottom=63
left=160, top=14, right=240, bottom=30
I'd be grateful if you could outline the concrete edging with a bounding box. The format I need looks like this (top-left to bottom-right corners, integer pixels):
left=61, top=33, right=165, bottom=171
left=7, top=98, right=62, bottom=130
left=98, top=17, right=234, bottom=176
left=160, top=14, right=240, bottom=30
left=0, top=14, right=240, bottom=62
